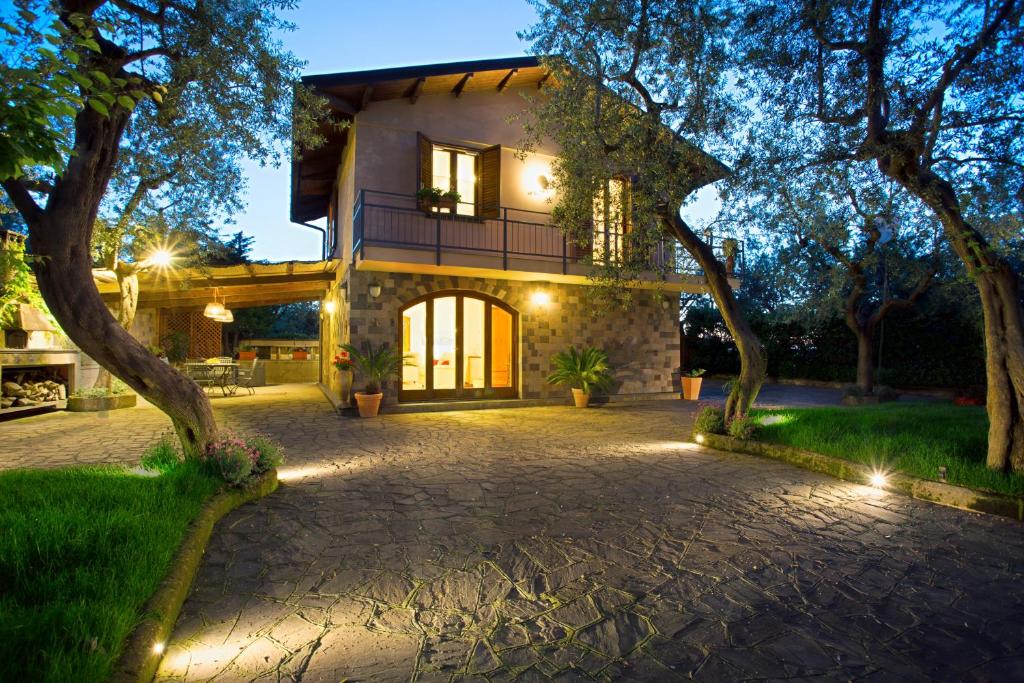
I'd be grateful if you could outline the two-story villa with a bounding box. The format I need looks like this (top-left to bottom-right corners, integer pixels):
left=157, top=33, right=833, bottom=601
left=292, top=56, right=731, bottom=407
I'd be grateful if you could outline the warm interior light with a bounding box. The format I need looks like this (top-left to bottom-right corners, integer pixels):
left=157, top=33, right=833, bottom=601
left=531, top=290, right=550, bottom=306
left=203, top=301, right=225, bottom=318
left=323, top=300, right=337, bottom=314
left=153, top=642, right=165, bottom=655
left=870, top=471, right=887, bottom=487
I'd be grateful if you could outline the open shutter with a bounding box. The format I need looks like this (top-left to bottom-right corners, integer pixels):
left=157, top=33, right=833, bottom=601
left=480, top=144, right=501, bottom=219
left=417, top=132, right=433, bottom=210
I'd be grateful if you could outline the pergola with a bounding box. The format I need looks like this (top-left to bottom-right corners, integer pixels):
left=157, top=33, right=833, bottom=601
left=94, top=260, right=340, bottom=310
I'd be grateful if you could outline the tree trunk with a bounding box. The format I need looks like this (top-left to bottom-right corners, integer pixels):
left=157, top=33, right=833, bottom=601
left=8, top=103, right=217, bottom=457
left=854, top=328, right=876, bottom=394
left=664, top=211, right=766, bottom=420
left=879, top=158, right=1024, bottom=471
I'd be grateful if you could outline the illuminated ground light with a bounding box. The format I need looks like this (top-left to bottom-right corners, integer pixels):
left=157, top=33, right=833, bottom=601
left=869, top=471, right=888, bottom=487
left=694, top=433, right=705, bottom=444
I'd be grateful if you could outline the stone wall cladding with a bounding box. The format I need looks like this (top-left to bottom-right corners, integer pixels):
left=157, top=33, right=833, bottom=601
left=346, top=270, right=679, bottom=404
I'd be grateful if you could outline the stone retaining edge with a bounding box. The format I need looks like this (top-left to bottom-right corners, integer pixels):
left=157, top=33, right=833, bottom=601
left=109, top=469, right=280, bottom=683
left=706, top=375, right=957, bottom=399
left=696, top=432, right=1023, bottom=522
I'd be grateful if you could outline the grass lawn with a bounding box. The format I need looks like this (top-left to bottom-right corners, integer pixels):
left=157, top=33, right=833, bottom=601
left=751, top=403, right=1024, bottom=497
left=0, top=460, right=222, bottom=682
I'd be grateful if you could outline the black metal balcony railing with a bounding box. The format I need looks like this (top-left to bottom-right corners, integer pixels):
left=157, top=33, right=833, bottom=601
left=351, top=189, right=743, bottom=277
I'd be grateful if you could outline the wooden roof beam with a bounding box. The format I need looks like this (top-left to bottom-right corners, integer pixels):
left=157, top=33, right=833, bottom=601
left=496, top=68, right=518, bottom=92
left=315, top=89, right=357, bottom=116
left=406, top=77, right=425, bottom=104
left=359, top=85, right=374, bottom=111
left=537, top=72, right=551, bottom=90
left=452, top=72, right=474, bottom=97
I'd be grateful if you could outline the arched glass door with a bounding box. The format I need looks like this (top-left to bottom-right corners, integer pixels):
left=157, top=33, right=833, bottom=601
left=400, top=292, right=517, bottom=401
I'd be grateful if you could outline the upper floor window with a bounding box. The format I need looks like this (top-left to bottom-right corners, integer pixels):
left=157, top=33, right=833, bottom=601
left=418, top=132, right=501, bottom=219
left=432, top=147, right=478, bottom=216
left=593, top=177, right=630, bottom=263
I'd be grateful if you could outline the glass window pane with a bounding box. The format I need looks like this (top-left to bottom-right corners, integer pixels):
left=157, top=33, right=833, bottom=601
left=456, top=153, right=476, bottom=216
left=402, top=302, right=427, bottom=391
left=490, top=306, right=513, bottom=388
left=432, top=149, right=451, bottom=191
left=433, top=296, right=456, bottom=389
left=463, top=298, right=485, bottom=388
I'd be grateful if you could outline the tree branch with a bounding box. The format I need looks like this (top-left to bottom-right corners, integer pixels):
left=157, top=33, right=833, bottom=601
left=1, top=179, right=43, bottom=225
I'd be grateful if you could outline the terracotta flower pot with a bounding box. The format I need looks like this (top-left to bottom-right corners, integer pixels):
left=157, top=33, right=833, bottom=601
left=238, top=351, right=256, bottom=360
left=571, top=388, right=590, bottom=408
left=681, top=376, right=703, bottom=401
left=354, top=392, right=383, bottom=417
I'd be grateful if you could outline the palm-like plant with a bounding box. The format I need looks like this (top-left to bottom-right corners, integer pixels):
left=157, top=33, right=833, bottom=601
left=546, top=346, right=615, bottom=395
left=340, top=342, right=405, bottom=394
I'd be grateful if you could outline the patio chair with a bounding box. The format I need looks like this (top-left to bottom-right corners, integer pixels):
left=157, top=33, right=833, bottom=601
left=234, top=357, right=258, bottom=396
left=185, top=363, right=217, bottom=393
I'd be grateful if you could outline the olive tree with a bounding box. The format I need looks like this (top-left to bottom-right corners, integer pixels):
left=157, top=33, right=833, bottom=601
left=736, top=0, right=1024, bottom=471
left=522, top=0, right=767, bottom=420
left=0, top=1, right=329, bottom=456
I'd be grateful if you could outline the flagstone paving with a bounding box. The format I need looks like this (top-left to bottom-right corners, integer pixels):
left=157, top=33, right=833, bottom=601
left=144, top=391, right=1023, bottom=682
left=2, top=386, right=1022, bottom=681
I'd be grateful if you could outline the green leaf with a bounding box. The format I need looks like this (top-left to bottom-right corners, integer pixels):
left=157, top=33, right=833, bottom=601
left=90, top=70, right=110, bottom=87
left=80, top=38, right=101, bottom=53
left=96, top=91, right=115, bottom=105
left=69, top=72, right=93, bottom=89
left=151, top=91, right=163, bottom=104
left=87, top=99, right=109, bottom=117
left=117, top=95, right=136, bottom=110
left=64, top=49, right=80, bottom=65
left=17, top=9, right=37, bottom=24
left=1, top=22, right=19, bottom=35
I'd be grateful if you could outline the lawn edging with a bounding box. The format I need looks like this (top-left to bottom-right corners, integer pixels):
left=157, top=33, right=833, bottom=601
left=696, top=432, right=1024, bottom=522
left=109, top=469, right=279, bottom=683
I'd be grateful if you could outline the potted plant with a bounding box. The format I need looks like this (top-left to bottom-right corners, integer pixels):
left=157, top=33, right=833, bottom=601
left=332, top=349, right=353, bottom=406
left=682, top=368, right=705, bottom=400
left=340, top=341, right=405, bottom=417
left=238, top=344, right=256, bottom=361
left=416, top=187, right=461, bottom=213
left=546, top=346, right=614, bottom=408
left=292, top=347, right=309, bottom=360
left=722, top=238, right=739, bottom=275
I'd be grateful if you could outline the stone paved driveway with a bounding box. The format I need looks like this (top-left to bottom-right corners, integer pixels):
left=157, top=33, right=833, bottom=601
left=135, top=391, right=1023, bottom=682
left=2, top=387, right=1022, bottom=680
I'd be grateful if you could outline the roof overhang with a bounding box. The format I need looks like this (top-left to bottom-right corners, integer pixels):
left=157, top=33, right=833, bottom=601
left=94, top=260, right=340, bottom=310
left=291, top=56, right=548, bottom=223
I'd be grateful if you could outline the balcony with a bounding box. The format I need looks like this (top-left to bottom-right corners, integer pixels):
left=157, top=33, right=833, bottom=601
left=351, top=190, right=742, bottom=290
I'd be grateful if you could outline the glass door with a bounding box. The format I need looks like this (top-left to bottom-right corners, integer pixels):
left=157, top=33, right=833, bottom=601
left=399, top=292, right=517, bottom=401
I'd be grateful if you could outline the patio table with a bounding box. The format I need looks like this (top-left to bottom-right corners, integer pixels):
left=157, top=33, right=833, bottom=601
left=183, top=362, right=239, bottom=396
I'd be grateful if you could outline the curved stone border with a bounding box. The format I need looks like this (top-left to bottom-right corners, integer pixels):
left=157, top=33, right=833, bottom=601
left=110, top=469, right=279, bottom=683
left=696, top=432, right=1024, bottom=522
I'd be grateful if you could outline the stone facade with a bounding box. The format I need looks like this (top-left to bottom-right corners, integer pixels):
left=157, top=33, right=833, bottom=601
left=329, top=269, right=680, bottom=405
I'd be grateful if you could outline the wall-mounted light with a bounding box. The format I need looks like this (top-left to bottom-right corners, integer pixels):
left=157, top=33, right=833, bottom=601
left=531, top=290, right=550, bottom=307
left=525, top=161, right=555, bottom=198
left=323, top=300, right=337, bottom=314
left=368, top=281, right=382, bottom=298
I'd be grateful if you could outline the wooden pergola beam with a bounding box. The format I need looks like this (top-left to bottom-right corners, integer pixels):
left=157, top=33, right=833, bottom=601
left=452, top=72, right=474, bottom=97
left=496, top=68, right=518, bottom=92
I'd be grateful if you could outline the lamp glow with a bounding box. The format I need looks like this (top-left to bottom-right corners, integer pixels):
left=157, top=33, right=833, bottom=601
left=695, top=433, right=705, bottom=444
left=203, top=301, right=225, bottom=318
left=324, top=300, right=337, bottom=314
left=869, top=471, right=887, bottom=487
left=531, top=290, right=550, bottom=307
left=153, top=642, right=165, bottom=654
left=147, top=249, right=173, bottom=268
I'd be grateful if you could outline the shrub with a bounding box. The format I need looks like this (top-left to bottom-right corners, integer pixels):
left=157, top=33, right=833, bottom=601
left=140, top=435, right=182, bottom=473
left=728, top=416, right=756, bottom=440
left=694, top=406, right=726, bottom=434
left=247, top=435, right=284, bottom=474
left=201, top=432, right=284, bottom=485
left=202, top=433, right=257, bottom=485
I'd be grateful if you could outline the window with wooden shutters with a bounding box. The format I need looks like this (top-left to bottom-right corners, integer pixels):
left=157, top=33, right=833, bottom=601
left=416, top=133, right=501, bottom=219
left=592, top=177, right=630, bottom=263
